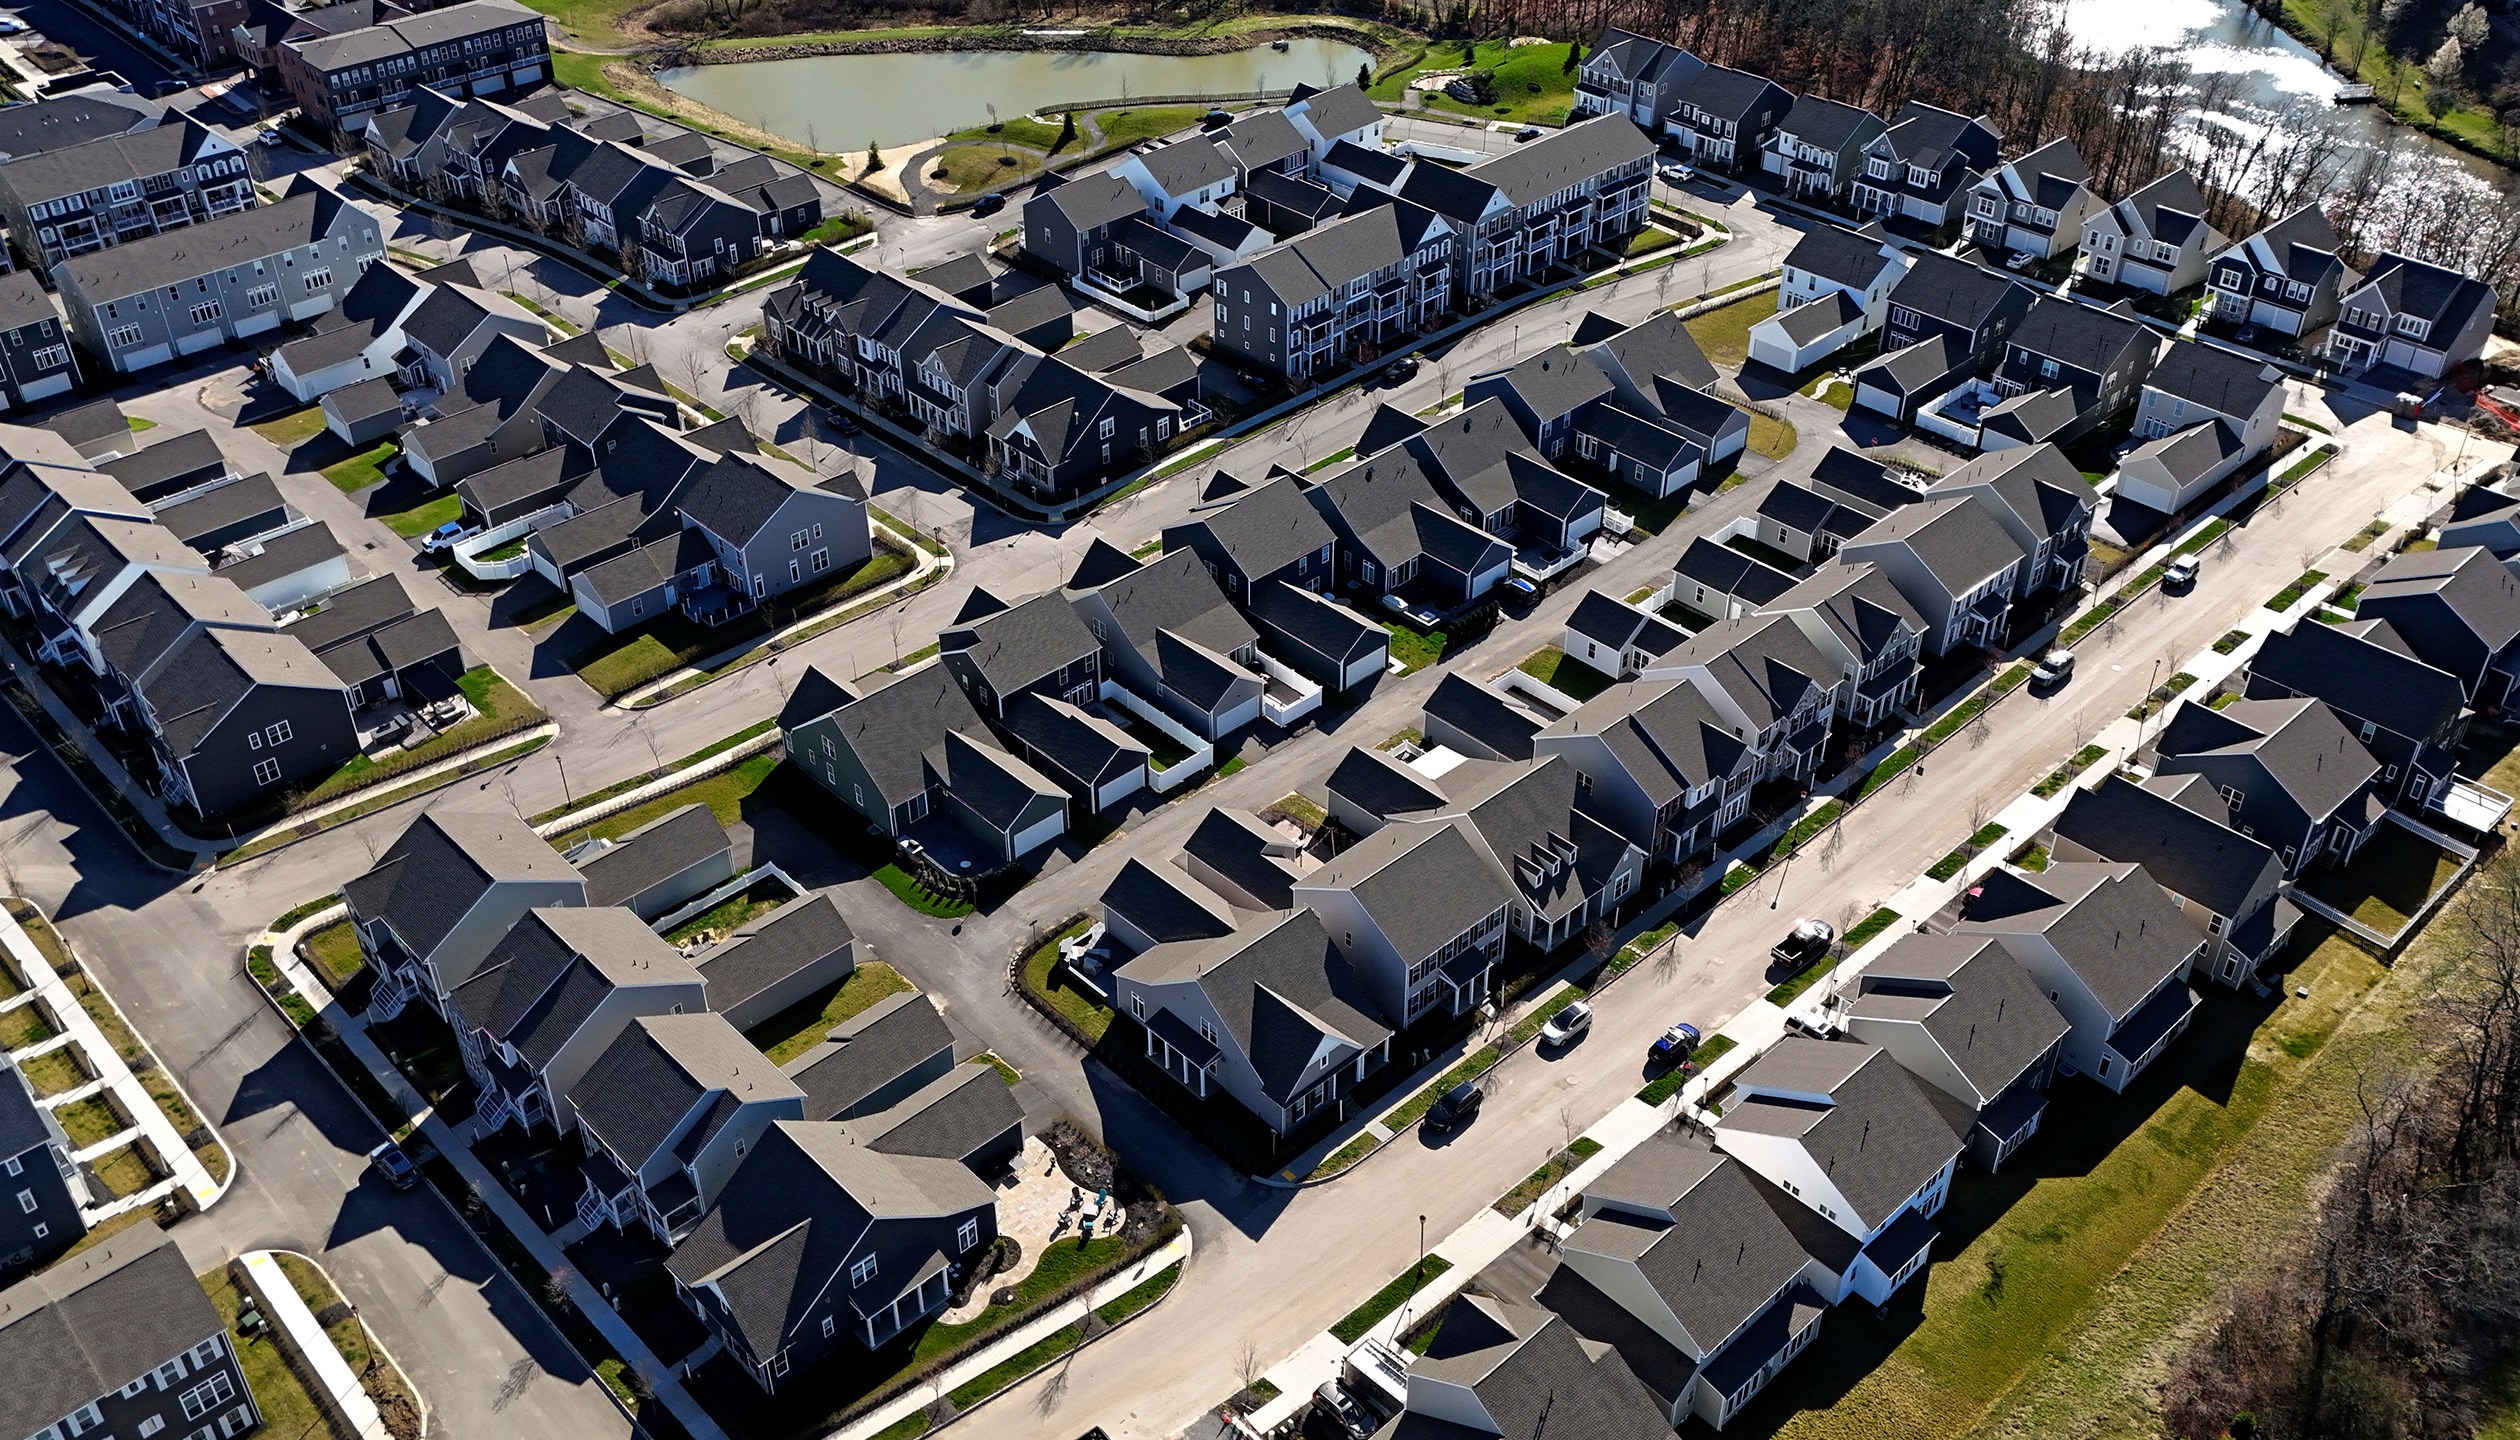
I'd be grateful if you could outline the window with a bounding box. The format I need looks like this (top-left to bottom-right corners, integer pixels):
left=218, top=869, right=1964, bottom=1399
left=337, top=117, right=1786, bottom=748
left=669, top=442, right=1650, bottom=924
left=265, top=720, right=292, bottom=746
left=850, top=1254, right=878, bottom=1287
left=137, top=1420, right=163, bottom=1438
left=958, top=1217, right=980, bottom=1250
left=154, top=1360, right=187, bottom=1389
left=15, top=1190, right=32, bottom=1213
left=253, top=758, right=283, bottom=787
left=821, top=1316, right=836, bottom=1339
left=1098, top=416, right=1116, bottom=439
left=2218, top=784, right=2245, bottom=809
left=179, top=1373, right=235, bottom=1421
left=791, top=529, right=811, bottom=551
left=810, top=547, right=829, bottom=573
left=188, top=300, right=221, bottom=326
left=304, top=267, right=333, bottom=291
left=107, top=325, right=143, bottom=349
left=2207, top=914, right=2225, bottom=936
left=2, top=1156, right=17, bottom=1177
left=29, top=345, right=63, bottom=369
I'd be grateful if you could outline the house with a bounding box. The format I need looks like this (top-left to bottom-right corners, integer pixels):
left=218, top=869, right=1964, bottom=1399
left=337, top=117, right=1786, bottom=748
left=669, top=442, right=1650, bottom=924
left=1292, top=820, right=1513, bottom=1024
left=1306, top=451, right=1513, bottom=605
left=566, top=450, right=873, bottom=636
left=0, top=1052, right=83, bottom=1275
left=267, top=257, right=431, bottom=402
left=1762, top=93, right=1886, bottom=203
left=2115, top=342, right=2285, bottom=513
left=1954, top=861, right=2203, bottom=1091
left=2078, top=169, right=2221, bottom=295
left=1924, top=443, right=2097, bottom=599
left=1068, top=547, right=1265, bottom=741
left=1393, top=397, right=1610, bottom=551
left=1112, top=909, right=1392, bottom=1136
left=1643, top=612, right=1850, bottom=784
left=2150, top=696, right=2386, bottom=875
left=98, top=428, right=235, bottom=503
left=1534, top=676, right=1756, bottom=862
left=1246, top=578, right=1387, bottom=692
left=2205, top=204, right=2355, bottom=338
left=781, top=664, right=1069, bottom=863
left=0, top=117, right=253, bottom=270
left=2323, top=251, right=2496, bottom=379
left=0, top=1230, right=262, bottom=1440
left=1740, top=450, right=1915, bottom=565
left=2246, top=617, right=2470, bottom=811
left=2442, top=477, right=2520, bottom=557
left=448, top=906, right=708, bottom=1136
left=1712, top=1039, right=1964, bottom=1304
left=282, top=573, right=465, bottom=712
left=1963, top=136, right=2101, bottom=259
left=569, top=1012, right=807, bottom=1245
left=1020, top=173, right=1150, bottom=284
left=0, top=271, right=75, bottom=410
left=1391, top=115, right=1655, bottom=302
left=1541, top=1133, right=1833, bottom=1428
left=985, top=355, right=1184, bottom=504
left=272, top=0, right=552, bottom=135
left=1839, top=493, right=2028, bottom=653
left=1209, top=199, right=1453, bottom=383
left=1849, top=101, right=2001, bottom=228
left=1112, top=134, right=1240, bottom=221
left=137, top=626, right=357, bottom=820
left=1565, top=589, right=1689, bottom=677
left=153, top=473, right=292, bottom=554
left=1422, top=673, right=1548, bottom=763
left=1760, top=560, right=1928, bottom=727
left=1854, top=252, right=2035, bottom=420
left=665, top=1119, right=998, bottom=1391
left=1214, top=109, right=1311, bottom=181
left=692, top=894, right=855, bottom=1034
left=941, top=587, right=1103, bottom=720
left=573, top=802, right=736, bottom=921
left=1984, top=296, right=2158, bottom=446
left=1572, top=28, right=1704, bottom=131
left=342, top=807, right=589, bottom=1019
left=1842, top=934, right=2067, bottom=1170
left=782, top=989, right=954, bottom=1123
left=2351, top=545, right=2520, bottom=708
left=394, top=275, right=547, bottom=391
left=1665, top=65, right=1794, bottom=175
left=1748, top=221, right=1907, bottom=372
left=2048, top=773, right=2298, bottom=986
left=1100, top=855, right=1240, bottom=955
left=34, top=399, right=140, bottom=462
left=1378, top=1294, right=1677, bottom=1439
left=52, top=184, right=385, bottom=376
left=1281, top=82, right=1385, bottom=166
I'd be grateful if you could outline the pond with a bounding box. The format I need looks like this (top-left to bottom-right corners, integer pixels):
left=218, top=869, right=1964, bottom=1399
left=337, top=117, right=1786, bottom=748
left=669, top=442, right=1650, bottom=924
left=657, top=38, right=1375, bottom=152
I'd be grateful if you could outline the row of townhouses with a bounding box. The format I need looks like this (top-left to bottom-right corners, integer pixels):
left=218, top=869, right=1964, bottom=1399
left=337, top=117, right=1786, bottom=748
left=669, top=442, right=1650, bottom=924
left=236, top=0, right=554, bottom=136
left=340, top=803, right=1023, bottom=1392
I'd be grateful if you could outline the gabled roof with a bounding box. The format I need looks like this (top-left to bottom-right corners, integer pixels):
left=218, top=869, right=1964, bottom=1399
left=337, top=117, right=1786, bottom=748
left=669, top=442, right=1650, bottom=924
left=2144, top=342, right=2280, bottom=418
left=447, top=907, right=699, bottom=1068
left=1776, top=92, right=1882, bottom=151
left=2052, top=773, right=2282, bottom=918
left=571, top=1011, right=801, bottom=1174
left=1885, top=251, right=2027, bottom=331
left=1305, top=822, right=1513, bottom=961
left=2246, top=617, right=2465, bottom=744
left=2350, top=251, right=2495, bottom=338
left=1132, top=135, right=1236, bottom=197
left=138, top=625, right=338, bottom=761
left=1567, top=1134, right=1817, bottom=1357
left=1783, top=221, right=1898, bottom=291
left=1844, top=492, right=2026, bottom=596
left=1464, top=113, right=1654, bottom=209
left=56, top=186, right=370, bottom=302
left=1763, top=560, right=1925, bottom=661
left=2101, top=168, right=2211, bottom=248
left=2231, top=204, right=2351, bottom=289
left=1717, top=1039, right=1967, bottom=1233
left=1100, top=856, right=1238, bottom=948
left=1284, top=82, right=1382, bottom=146
left=0, top=1231, right=225, bottom=1440
left=2359, top=545, right=2520, bottom=656
left=782, top=989, right=954, bottom=1123
left=1404, top=1298, right=1674, bottom=1440
left=1849, top=934, right=2067, bottom=1104
left=943, top=588, right=1102, bottom=696
left=1580, top=308, right=1719, bottom=395
left=1661, top=612, right=1839, bottom=730
left=1118, top=909, right=1390, bottom=1106
left=2007, top=295, right=2152, bottom=374
left=1079, top=547, right=1256, bottom=661
left=1671, top=64, right=1790, bottom=123
left=692, top=893, right=854, bottom=1021
left=1986, top=135, right=2090, bottom=211
left=578, top=803, right=732, bottom=910
left=1957, top=861, right=2200, bottom=1019
left=1546, top=675, right=1755, bottom=806
left=2154, top=695, right=2380, bottom=824
left=1031, top=171, right=1145, bottom=231
left=800, top=665, right=992, bottom=812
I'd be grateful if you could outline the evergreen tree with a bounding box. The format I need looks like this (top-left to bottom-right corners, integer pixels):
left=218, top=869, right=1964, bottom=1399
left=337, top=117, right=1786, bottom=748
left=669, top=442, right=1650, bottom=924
left=1564, top=40, right=1582, bottom=74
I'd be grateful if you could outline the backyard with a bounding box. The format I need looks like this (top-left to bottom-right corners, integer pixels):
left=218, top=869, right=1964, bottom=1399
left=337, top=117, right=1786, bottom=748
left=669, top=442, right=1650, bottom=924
left=1021, top=918, right=1114, bottom=1044
left=566, top=538, right=914, bottom=699
left=2293, top=823, right=2464, bottom=937
left=1365, top=39, right=1580, bottom=124
left=1682, top=290, right=1779, bottom=370
left=744, top=962, right=915, bottom=1065
left=297, top=667, right=545, bottom=808
left=1515, top=644, right=1612, bottom=702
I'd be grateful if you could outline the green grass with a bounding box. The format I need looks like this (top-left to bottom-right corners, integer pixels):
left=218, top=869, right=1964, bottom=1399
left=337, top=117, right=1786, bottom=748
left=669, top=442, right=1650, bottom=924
left=2265, top=569, right=2328, bottom=612
left=1508, top=986, right=1588, bottom=1048
left=663, top=886, right=787, bottom=945
left=18, top=1047, right=85, bottom=1097
left=527, top=720, right=775, bottom=825
left=1302, top=446, right=1355, bottom=474
left=2293, top=824, right=2462, bottom=934
left=1022, top=919, right=1114, bottom=1044
left=1331, top=1255, right=1455, bottom=1344
left=925, top=143, right=1039, bottom=194
left=2014, top=843, right=2051, bottom=872
left=2125, top=671, right=2198, bottom=722
left=570, top=543, right=914, bottom=698
left=49, top=1095, right=121, bottom=1147
left=127, top=415, right=156, bottom=433
left=0, top=1003, right=51, bottom=1050
left=1372, top=39, right=1581, bottom=124
left=1856, top=745, right=1920, bottom=799
left=1843, top=907, right=1902, bottom=949
left=1922, top=667, right=2028, bottom=745
left=203, top=1268, right=343, bottom=1440
left=1776, top=799, right=1844, bottom=857
left=1095, top=1260, right=1182, bottom=1326
left=1264, top=793, right=1328, bottom=831
left=2276, top=448, right=2332, bottom=486
left=302, top=919, right=365, bottom=986
left=974, top=1051, right=1020, bottom=1086
left=2212, top=629, right=2252, bottom=655
left=912, top=1234, right=1130, bottom=1362
left=1745, top=410, right=1798, bottom=461
left=1090, top=106, right=1207, bottom=148
left=1515, top=645, right=1613, bottom=702
left=249, top=408, right=328, bottom=448
left=2032, top=745, right=2111, bottom=799
left=1926, top=824, right=2009, bottom=882
left=224, top=735, right=553, bottom=862
left=871, top=861, right=974, bottom=918
left=744, top=961, right=915, bottom=1065
left=1317, top=1131, right=1381, bottom=1175
left=947, top=115, right=1066, bottom=151
left=1637, top=1033, right=1735, bottom=1103
left=1682, top=290, right=1779, bottom=370
left=502, top=290, right=578, bottom=336
left=297, top=668, right=543, bottom=807
left=2282, top=411, right=2332, bottom=434
left=1383, top=623, right=1447, bottom=675
left=869, top=1416, right=930, bottom=1440
left=88, top=1140, right=160, bottom=1198
left=1611, top=920, right=1682, bottom=975
left=548, top=753, right=777, bottom=847
left=376, top=484, right=459, bottom=537
left=948, top=1324, right=1082, bottom=1409
left=1386, top=1047, right=1501, bottom=1131
left=1493, top=1137, right=1602, bottom=1216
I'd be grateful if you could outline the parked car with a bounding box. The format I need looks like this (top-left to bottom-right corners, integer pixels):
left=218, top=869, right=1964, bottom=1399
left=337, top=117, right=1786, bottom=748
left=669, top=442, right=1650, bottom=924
left=824, top=406, right=862, bottom=436
left=1650, top=1022, right=1701, bottom=1064
left=1513, top=126, right=1543, bottom=143
left=1659, top=162, right=1696, bottom=184
left=1310, top=1383, right=1373, bottom=1440
left=971, top=192, right=1008, bottom=218
left=256, top=127, right=283, bottom=145
left=1771, top=917, right=1834, bottom=968
left=1500, top=576, right=1539, bottom=602
left=368, top=1140, right=418, bottom=1190
left=1540, top=1001, right=1593, bottom=1048
left=2163, top=556, right=2201, bottom=591
left=0, top=17, right=27, bottom=33
left=1425, top=1081, right=1484, bottom=1132
left=2031, top=647, right=2077, bottom=689
left=2004, top=250, right=2035, bottom=270
left=1381, top=355, right=1419, bottom=385
left=419, top=520, right=478, bottom=553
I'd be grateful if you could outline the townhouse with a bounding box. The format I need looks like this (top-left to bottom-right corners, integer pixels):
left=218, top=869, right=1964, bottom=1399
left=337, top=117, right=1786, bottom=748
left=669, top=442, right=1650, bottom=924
left=1570, top=28, right=1704, bottom=131
left=2245, top=616, right=2472, bottom=811
left=1112, top=133, right=1240, bottom=221
left=1303, top=446, right=1512, bottom=605
left=1924, top=442, right=2098, bottom=599
left=2206, top=204, right=2355, bottom=338
left=1389, top=114, right=1656, bottom=302
left=1739, top=445, right=1923, bottom=565
left=2049, top=774, right=2300, bottom=986
left=1020, top=172, right=1151, bottom=287
left=52, top=183, right=385, bottom=377
left=342, top=807, right=591, bottom=1020
left=2078, top=168, right=2221, bottom=295
left=2323, top=250, right=2496, bottom=378
left=1954, top=862, right=2204, bottom=1091
left=2150, top=695, right=2388, bottom=876
left=1208, top=198, right=1453, bottom=383
left=567, top=450, right=874, bottom=635
left=1534, top=675, right=1757, bottom=863
left=1665, top=65, right=1794, bottom=175
left=568, top=1011, right=808, bottom=1245
left=0, top=1052, right=84, bottom=1276
left=1066, top=546, right=1266, bottom=742
left=1283, top=81, right=1388, bottom=166
left=1852, top=252, right=2035, bottom=421
left=1838, top=492, right=2029, bottom=654
left=1292, top=819, right=1514, bottom=1024
left=1963, top=136, right=2102, bottom=259
left=1162, top=472, right=1339, bottom=605
left=1762, top=559, right=1929, bottom=727
left=1978, top=296, right=2158, bottom=447
left=2116, top=341, right=2286, bottom=513
left=1373, top=1295, right=1674, bottom=1439
left=270, top=0, right=553, bottom=136
left=1472, top=308, right=1743, bottom=499
left=1842, top=934, right=2068, bottom=1170
left=271, top=256, right=546, bottom=402
left=1762, top=93, right=1886, bottom=204
left=1748, top=220, right=1908, bottom=373
left=2351, top=545, right=2520, bottom=708
left=0, top=117, right=253, bottom=271
left=0, top=271, right=75, bottom=411
left=1644, top=612, right=1850, bottom=784
left=1850, top=101, right=2001, bottom=228
left=1364, top=396, right=1611, bottom=553
left=0, top=1231, right=261, bottom=1440
left=781, top=662, right=1067, bottom=865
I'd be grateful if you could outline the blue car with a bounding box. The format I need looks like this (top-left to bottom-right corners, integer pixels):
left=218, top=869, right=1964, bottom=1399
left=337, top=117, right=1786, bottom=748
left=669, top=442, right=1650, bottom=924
left=1650, top=1023, right=1701, bottom=1064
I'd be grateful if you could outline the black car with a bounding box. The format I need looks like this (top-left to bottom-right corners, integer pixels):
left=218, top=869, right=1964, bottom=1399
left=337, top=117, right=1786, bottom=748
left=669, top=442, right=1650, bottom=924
left=972, top=192, right=1008, bottom=218
left=368, top=1140, right=418, bottom=1190
left=1381, top=356, right=1419, bottom=384
left=1514, top=126, right=1543, bottom=142
left=1425, top=1081, right=1484, bottom=1132
left=825, top=406, right=862, bottom=436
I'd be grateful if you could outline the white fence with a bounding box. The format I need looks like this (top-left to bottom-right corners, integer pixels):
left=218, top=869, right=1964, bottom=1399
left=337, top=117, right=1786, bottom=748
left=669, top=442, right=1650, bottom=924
left=1100, top=681, right=1214, bottom=793
left=451, top=502, right=571, bottom=582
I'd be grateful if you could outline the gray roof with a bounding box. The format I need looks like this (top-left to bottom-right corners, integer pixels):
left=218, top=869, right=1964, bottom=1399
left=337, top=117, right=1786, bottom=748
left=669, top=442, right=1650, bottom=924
left=2145, top=342, right=2280, bottom=419
left=289, top=0, right=539, bottom=71
left=0, top=1231, right=225, bottom=1440
left=1845, top=492, right=2025, bottom=596
left=1289, top=83, right=1383, bottom=145
left=2009, top=295, right=2151, bottom=374
left=1486, top=345, right=1612, bottom=421
left=1771, top=290, right=1865, bottom=344
left=2106, top=169, right=2211, bottom=248
left=578, top=803, right=732, bottom=910
left=1003, top=691, right=1147, bottom=791
left=1081, top=547, right=1256, bottom=662
left=0, top=93, right=156, bottom=164
left=804, top=665, right=991, bottom=813
left=341, top=807, right=579, bottom=959
left=0, top=117, right=223, bottom=206
left=944, top=588, right=1101, bottom=696
left=1033, top=171, right=1145, bottom=232
left=850, top=1061, right=1023, bottom=1166
left=1958, top=861, right=2202, bottom=1019
left=1569, top=1134, right=1819, bottom=1355
left=2246, top=616, right=2466, bottom=746
left=572, top=1012, right=802, bottom=1171
left=1118, top=909, right=1390, bottom=1107
left=1179, top=474, right=1335, bottom=579
left=1662, top=612, right=1839, bottom=730
left=1580, top=308, right=1720, bottom=395
left=1546, top=675, right=1754, bottom=806
left=1423, top=672, right=1541, bottom=761
left=1461, top=113, right=1653, bottom=210
left=55, top=187, right=368, bottom=302
left=1308, top=822, right=1512, bottom=962
left=89, top=570, right=267, bottom=682
left=1327, top=744, right=1449, bottom=826
left=2154, top=695, right=2380, bottom=824
left=1672, top=63, right=1790, bottom=123
left=2360, top=545, right=2520, bottom=656
left=2052, top=773, right=2281, bottom=918
left=0, top=1053, right=59, bottom=1165
left=2351, top=251, right=2494, bottom=335
left=1402, top=1298, right=1673, bottom=1440
left=139, top=625, right=338, bottom=761
left=1718, top=1039, right=1967, bottom=1233
left=783, top=989, right=954, bottom=1123
left=1247, top=578, right=1383, bottom=671
left=1763, top=560, right=1925, bottom=661
left=446, top=907, right=697, bottom=1068
left=1134, top=135, right=1236, bottom=196
left=213, top=517, right=349, bottom=591
left=1886, top=250, right=2025, bottom=330
left=1777, top=92, right=1882, bottom=151
left=1851, top=934, right=2068, bottom=1102
left=152, top=473, right=287, bottom=548
left=1100, top=857, right=1237, bottom=947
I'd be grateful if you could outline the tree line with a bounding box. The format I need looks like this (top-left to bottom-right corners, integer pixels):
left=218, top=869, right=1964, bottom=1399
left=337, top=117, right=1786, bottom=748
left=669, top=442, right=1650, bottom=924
left=2162, top=850, right=2520, bottom=1439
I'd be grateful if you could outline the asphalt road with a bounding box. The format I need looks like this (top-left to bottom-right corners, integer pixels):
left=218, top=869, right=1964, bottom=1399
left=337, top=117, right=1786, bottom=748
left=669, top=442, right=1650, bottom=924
left=15, top=0, right=178, bottom=90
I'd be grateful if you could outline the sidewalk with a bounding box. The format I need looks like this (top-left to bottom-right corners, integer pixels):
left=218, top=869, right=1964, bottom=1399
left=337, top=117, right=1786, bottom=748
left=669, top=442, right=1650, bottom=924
left=2, top=652, right=219, bottom=863
left=0, top=902, right=230, bottom=1215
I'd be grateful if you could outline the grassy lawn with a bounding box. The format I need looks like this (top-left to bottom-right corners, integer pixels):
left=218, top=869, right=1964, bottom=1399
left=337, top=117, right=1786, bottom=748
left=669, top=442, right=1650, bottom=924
left=249, top=408, right=329, bottom=448
left=320, top=439, right=399, bottom=493
left=1683, top=291, right=1779, bottom=370
left=50, top=1095, right=122, bottom=1148
left=1383, top=623, right=1447, bottom=675
left=663, top=884, right=789, bottom=945
left=300, top=920, right=365, bottom=988
left=744, top=962, right=914, bottom=1065
left=1022, top=918, right=1115, bottom=1044
left=949, top=115, right=1066, bottom=150
left=1493, top=1138, right=1602, bottom=1216
left=1515, top=644, right=1612, bottom=702
left=2293, top=824, right=2462, bottom=934
left=376, top=487, right=460, bottom=538
left=297, top=667, right=544, bottom=807
left=1091, top=106, right=1207, bottom=148
left=1373, top=39, right=1580, bottom=124
left=1331, top=1255, right=1454, bottom=1344
left=558, top=752, right=779, bottom=846
left=202, top=1267, right=349, bottom=1440
left=1745, top=410, right=1798, bottom=461
left=88, top=1139, right=160, bottom=1198
left=926, top=143, right=1038, bottom=194
left=569, top=542, right=913, bottom=698
left=0, top=1002, right=52, bottom=1050
left=19, top=1046, right=84, bottom=1096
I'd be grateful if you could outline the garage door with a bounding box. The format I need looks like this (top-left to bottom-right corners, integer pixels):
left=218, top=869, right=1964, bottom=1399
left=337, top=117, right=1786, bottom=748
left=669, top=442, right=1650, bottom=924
left=120, top=344, right=172, bottom=372
left=1011, top=810, right=1066, bottom=859
left=1854, top=381, right=1904, bottom=418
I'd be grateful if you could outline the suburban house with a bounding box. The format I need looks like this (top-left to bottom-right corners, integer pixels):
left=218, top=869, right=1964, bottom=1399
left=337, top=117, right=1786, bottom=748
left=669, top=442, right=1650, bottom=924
left=1534, top=675, right=1757, bottom=862
left=1282, top=82, right=1388, bottom=166
left=1748, top=220, right=1908, bottom=373
left=689, top=894, right=856, bottom=1034
left=343, top=807, right=590, bottom=1020
left=1571, top=28, right=1704, bottom=131
left=1305, top=450, right=1513, bottom=605
left=568, top=1011, right=807, bottom=1245
left=2351, top=545, right=2520, bottom=708
left=941, top=587, right=1104, bottom=720
left=2442, top=478, right=2520, bottom=557
left=0, top=271, right=76, bottom=411
left=1021, top=173, right=1150, bottom=282
left=0, top=1052, right=84, bottom=1276
left=1665, top=65, right=1794, bottom=174
left=52, top=182, right=385, bottom=376
left=2048, top=773, right=2299, bottom=986
left=1741, top=447, right=1921, bottom=565
left=1066, top=547, right=1266, bottom=742
left=268, top=0, right=552, bottom=135
left=1954, top=861, right=2204, bottom=1091
left=1923, top=443, right=2097, bottom=599
left=665, top=1119, right=999, bottom=1392
left=1160, top=471, right=1341, bottom=599
left=0, top=116, right=253, bottom=270
left=2114, top=341, right=2286, bottom=514
left=1852, top=253, right=2035, bottom=421
left=2245, top=616, right=2472, bottom=811
left=1842, top=934, right=2068, bottom=1171
left=1838, top=492, right=2029, bottom=654
left=1292, top=820, right=1514, bottom=1024
left=1245, top=578, right=1388, bottom=693
left=2150, top=695, right=2387, bottom=876
left=564, top=450, right=874, bottom=637
left=1849, top=101, right=2001, bottom=227
left=0, top=1231, right=262, bottom=1440
left=1371, top=1295, right=1675, bottom=1440
left=1422, top=673, right=1548, bottom=762
left=1112, top=133, right=1241, bottom=221
left=1111, top=908, right=1393, bottom=1136
left=781, top=989, right=954, bottom=1123
left=1980, top=296, right=2158, bottom=447
left=1642, top=612, right=1852, bottom=785
left=1963, top=136, right=2101, bottom=259
left=1712, top=1039, right=1963, bottom=1304
left=2206, top=204, right=2355, bottom=338
left=1761, top=560, right=1929, bottom=727
left=1762, top=93, right=1886, bottom=203
left=2322, top=251, right=2496, bottom=379
left=2077, top=169, right=2221, bottom=295
left=1565, top=588, right=1690, bottom=677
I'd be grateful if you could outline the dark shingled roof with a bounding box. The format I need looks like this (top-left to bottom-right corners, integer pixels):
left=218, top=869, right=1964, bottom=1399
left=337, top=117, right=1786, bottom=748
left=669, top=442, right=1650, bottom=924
left=2052, top=773, right=2282, bottom=919
left=1718, top=1039, right=1968, bottom=1233
left=783, top=990, right=953, bottom=1123
left=1850, top=933, right=2068, bottom=1104
left=0, top=1231, right=225, bottom=1440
